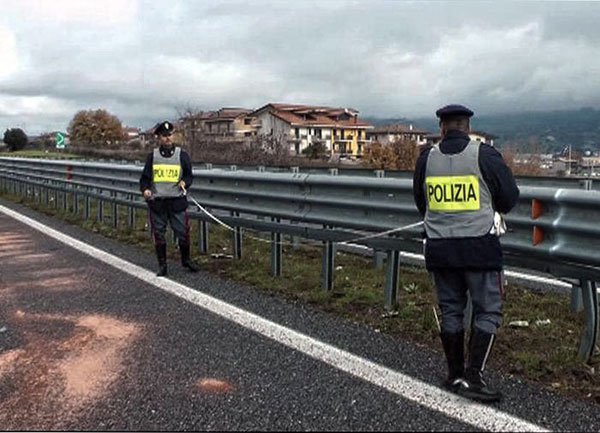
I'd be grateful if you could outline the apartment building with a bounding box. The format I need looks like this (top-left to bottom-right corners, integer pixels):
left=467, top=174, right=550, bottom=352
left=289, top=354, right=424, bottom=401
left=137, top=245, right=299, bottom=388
left=367, top=124, right=428, bottom=146
left=180, top=107, right=259, bottom=142
left=249, top=103, right=374, bottom=157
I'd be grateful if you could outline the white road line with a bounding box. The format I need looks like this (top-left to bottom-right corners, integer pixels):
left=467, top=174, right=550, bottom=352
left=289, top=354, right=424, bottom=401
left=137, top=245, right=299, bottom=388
left=0, top=204, right=549, bottom=432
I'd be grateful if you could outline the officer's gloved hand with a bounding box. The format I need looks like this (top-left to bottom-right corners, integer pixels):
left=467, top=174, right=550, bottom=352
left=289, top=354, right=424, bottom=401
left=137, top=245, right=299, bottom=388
left=490, top=212, right=506, bottom=237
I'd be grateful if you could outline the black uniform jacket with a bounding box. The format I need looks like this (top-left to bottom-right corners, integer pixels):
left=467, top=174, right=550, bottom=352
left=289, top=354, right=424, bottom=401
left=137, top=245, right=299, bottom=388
left=139, top=146, right=193, bottom=213
left=413, top=130, right=520, bottom=270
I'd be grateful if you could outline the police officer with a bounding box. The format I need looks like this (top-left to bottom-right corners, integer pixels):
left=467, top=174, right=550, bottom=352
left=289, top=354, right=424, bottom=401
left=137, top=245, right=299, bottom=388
left=413, top=104, right=519, bottom=403
left=140, top=120, right=199, bottom=276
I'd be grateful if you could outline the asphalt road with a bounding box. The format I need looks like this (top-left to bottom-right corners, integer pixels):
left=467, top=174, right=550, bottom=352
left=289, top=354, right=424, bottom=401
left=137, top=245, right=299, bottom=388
left=0, top=199, right=598, bottom=432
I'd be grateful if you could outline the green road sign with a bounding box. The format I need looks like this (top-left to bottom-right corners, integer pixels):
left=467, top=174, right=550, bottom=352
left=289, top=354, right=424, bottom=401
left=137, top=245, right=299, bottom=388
left=55, top=132, right=65, bottom=149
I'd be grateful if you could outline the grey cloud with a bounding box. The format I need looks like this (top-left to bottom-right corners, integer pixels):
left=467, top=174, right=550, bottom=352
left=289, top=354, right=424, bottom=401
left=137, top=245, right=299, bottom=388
left=1, top=0, right=600, bottom=135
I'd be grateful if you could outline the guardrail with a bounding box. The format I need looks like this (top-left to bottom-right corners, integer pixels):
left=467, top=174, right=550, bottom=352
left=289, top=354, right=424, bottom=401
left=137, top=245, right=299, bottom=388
left=0, top=156, right=598, bottom=362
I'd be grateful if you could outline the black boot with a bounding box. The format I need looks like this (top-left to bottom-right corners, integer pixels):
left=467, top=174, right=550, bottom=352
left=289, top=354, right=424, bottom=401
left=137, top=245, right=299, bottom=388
left=180, top=243, right=199, bottom=273
left=440, top=330, right=466, bottom=392
left=155, top=243, right=168, bottom=276
left=460, top=327, right=502, bottom=403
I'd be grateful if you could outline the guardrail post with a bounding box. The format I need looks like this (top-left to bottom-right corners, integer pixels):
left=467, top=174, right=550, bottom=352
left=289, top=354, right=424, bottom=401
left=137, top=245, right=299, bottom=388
left=73, top=187, right=79, bottom=215
left=321, top=235, right=335, bottom=291
left=271, top=217, right=282, bottom=277
left=384, top=250, right=400, bottom=309
left=53, top=188, right=58, bottom=209
left=204, top=163, right=213, bottom=170
left=577, top=280, right=598, bottom=362
left=571, top=282, right=583, bottom=312
left=62, top=188, right=68, bottom=212
left=97, top=191, right=104, bottom=223
left=198, top=220, right=209, bottom=253
left=112, top=198, right=118, bottom=229
left=44, top=185, right=49, bottom=206
left=84, top=187, right=91, bottom=220
left=375, top=170, right=385, bottom=178
left=127, top=196, right=135, bottom=231
left=232, top=211, right=242, bottom=259
left=373, top=249, right=385, bottom=270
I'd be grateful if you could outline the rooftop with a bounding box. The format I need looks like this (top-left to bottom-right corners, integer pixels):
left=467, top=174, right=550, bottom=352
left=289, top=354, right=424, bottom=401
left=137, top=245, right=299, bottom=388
left=252, top=103, right=373, bottom=128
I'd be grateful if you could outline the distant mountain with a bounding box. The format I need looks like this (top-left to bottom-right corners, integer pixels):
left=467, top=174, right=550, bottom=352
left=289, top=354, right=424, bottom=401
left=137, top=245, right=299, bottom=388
left=365, top=107, right=600, bottom=153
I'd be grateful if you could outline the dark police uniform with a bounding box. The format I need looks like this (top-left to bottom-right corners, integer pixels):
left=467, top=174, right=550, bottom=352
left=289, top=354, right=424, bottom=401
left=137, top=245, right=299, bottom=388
left=139, top=120, right=198, bottom=276
left=413, top=104, right=519, bottom=402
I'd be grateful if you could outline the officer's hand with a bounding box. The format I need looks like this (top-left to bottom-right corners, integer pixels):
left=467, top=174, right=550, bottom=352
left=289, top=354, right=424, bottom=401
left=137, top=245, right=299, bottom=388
left=143, top=189, right=152, bottom=200
left=178, top=180, right=186, bottom=190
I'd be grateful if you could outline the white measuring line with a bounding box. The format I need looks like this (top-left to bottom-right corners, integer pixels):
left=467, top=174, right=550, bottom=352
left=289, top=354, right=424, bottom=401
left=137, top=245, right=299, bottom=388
left=187, top=194, right=424, bottom=246
left=0, top=204, right=549, bottom=432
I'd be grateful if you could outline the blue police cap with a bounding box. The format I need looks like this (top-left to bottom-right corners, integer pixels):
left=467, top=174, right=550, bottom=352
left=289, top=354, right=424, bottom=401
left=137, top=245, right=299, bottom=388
left=154, top=120, right=174, bottom=136
left=435, top=104, right=474, bottom=120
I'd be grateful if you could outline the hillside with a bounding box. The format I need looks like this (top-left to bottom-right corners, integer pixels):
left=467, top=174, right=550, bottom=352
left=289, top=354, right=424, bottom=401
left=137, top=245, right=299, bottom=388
left=364, top=107, right=600, bottom=153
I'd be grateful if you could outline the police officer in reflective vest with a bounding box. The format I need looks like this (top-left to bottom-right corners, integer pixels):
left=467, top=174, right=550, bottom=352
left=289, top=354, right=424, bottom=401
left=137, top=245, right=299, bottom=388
left=413, top=105, right=519, bottom=403
left=139, top=120, right=199, bottom=276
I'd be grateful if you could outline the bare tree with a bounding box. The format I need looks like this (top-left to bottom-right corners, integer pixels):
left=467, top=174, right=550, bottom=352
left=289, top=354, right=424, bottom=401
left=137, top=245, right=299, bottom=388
left=501, top=137, right=543, bottom=176
left=176, top=104, right=207, bottom=162
left=362, top=137, right=419, bottom=170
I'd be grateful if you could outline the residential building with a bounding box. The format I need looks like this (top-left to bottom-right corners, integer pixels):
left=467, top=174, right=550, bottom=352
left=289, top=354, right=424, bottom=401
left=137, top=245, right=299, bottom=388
left=249, top=103, right=374, bottom=157
left=180, top=107, right=259, bottom=142
left=426, top=130, right=497, bottom=147
left=469, top=131, right=497, bottom=147
left=123, top=126, right=141, bottom=140
left=367, top=124, right=428, bottom=146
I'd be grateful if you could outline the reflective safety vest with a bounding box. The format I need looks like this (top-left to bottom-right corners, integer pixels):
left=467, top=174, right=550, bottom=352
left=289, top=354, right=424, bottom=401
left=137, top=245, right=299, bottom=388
left=424, top=140, right=494, bottom=239
left=152, top=146, right=183, bottom=198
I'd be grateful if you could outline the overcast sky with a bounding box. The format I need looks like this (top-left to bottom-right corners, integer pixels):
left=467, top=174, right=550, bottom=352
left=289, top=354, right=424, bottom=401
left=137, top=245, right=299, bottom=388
left=2, top=0, right=600, bottom=135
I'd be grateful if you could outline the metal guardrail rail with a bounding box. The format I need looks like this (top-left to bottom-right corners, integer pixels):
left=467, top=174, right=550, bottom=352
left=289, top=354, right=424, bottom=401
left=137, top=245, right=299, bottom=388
left=195, top=163, right=600, bottom=190
left=0, top=156, right=598, bottom=362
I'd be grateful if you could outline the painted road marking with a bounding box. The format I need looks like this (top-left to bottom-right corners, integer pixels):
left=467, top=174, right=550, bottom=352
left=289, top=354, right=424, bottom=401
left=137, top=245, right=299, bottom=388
left=0, top=205, right=549, bottom=432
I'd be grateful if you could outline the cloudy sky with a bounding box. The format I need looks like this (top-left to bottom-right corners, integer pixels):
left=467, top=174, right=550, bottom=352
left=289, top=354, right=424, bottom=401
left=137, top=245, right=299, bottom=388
left=2, top=0, right=600, bottom=135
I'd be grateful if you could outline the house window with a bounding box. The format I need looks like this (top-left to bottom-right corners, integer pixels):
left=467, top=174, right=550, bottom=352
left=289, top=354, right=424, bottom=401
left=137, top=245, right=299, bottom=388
left=340, top=130, right=344, bottom=140
left=295, top=128, right=299, bottom=138
left=244, top=118, right=251, bottom=125
left=316, top=128, right=322, bottom=139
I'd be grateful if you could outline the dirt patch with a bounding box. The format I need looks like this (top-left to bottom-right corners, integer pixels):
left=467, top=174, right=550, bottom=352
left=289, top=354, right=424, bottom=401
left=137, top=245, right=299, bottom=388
left=0, top=311, right=140, bottom=430
left=12, top=276, right=81, bottom=291
left=58, top=315, right=138, bottom=402
left=195, top=378, right=234, bottom=394
left=0, top=350, right=23, bottom=380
